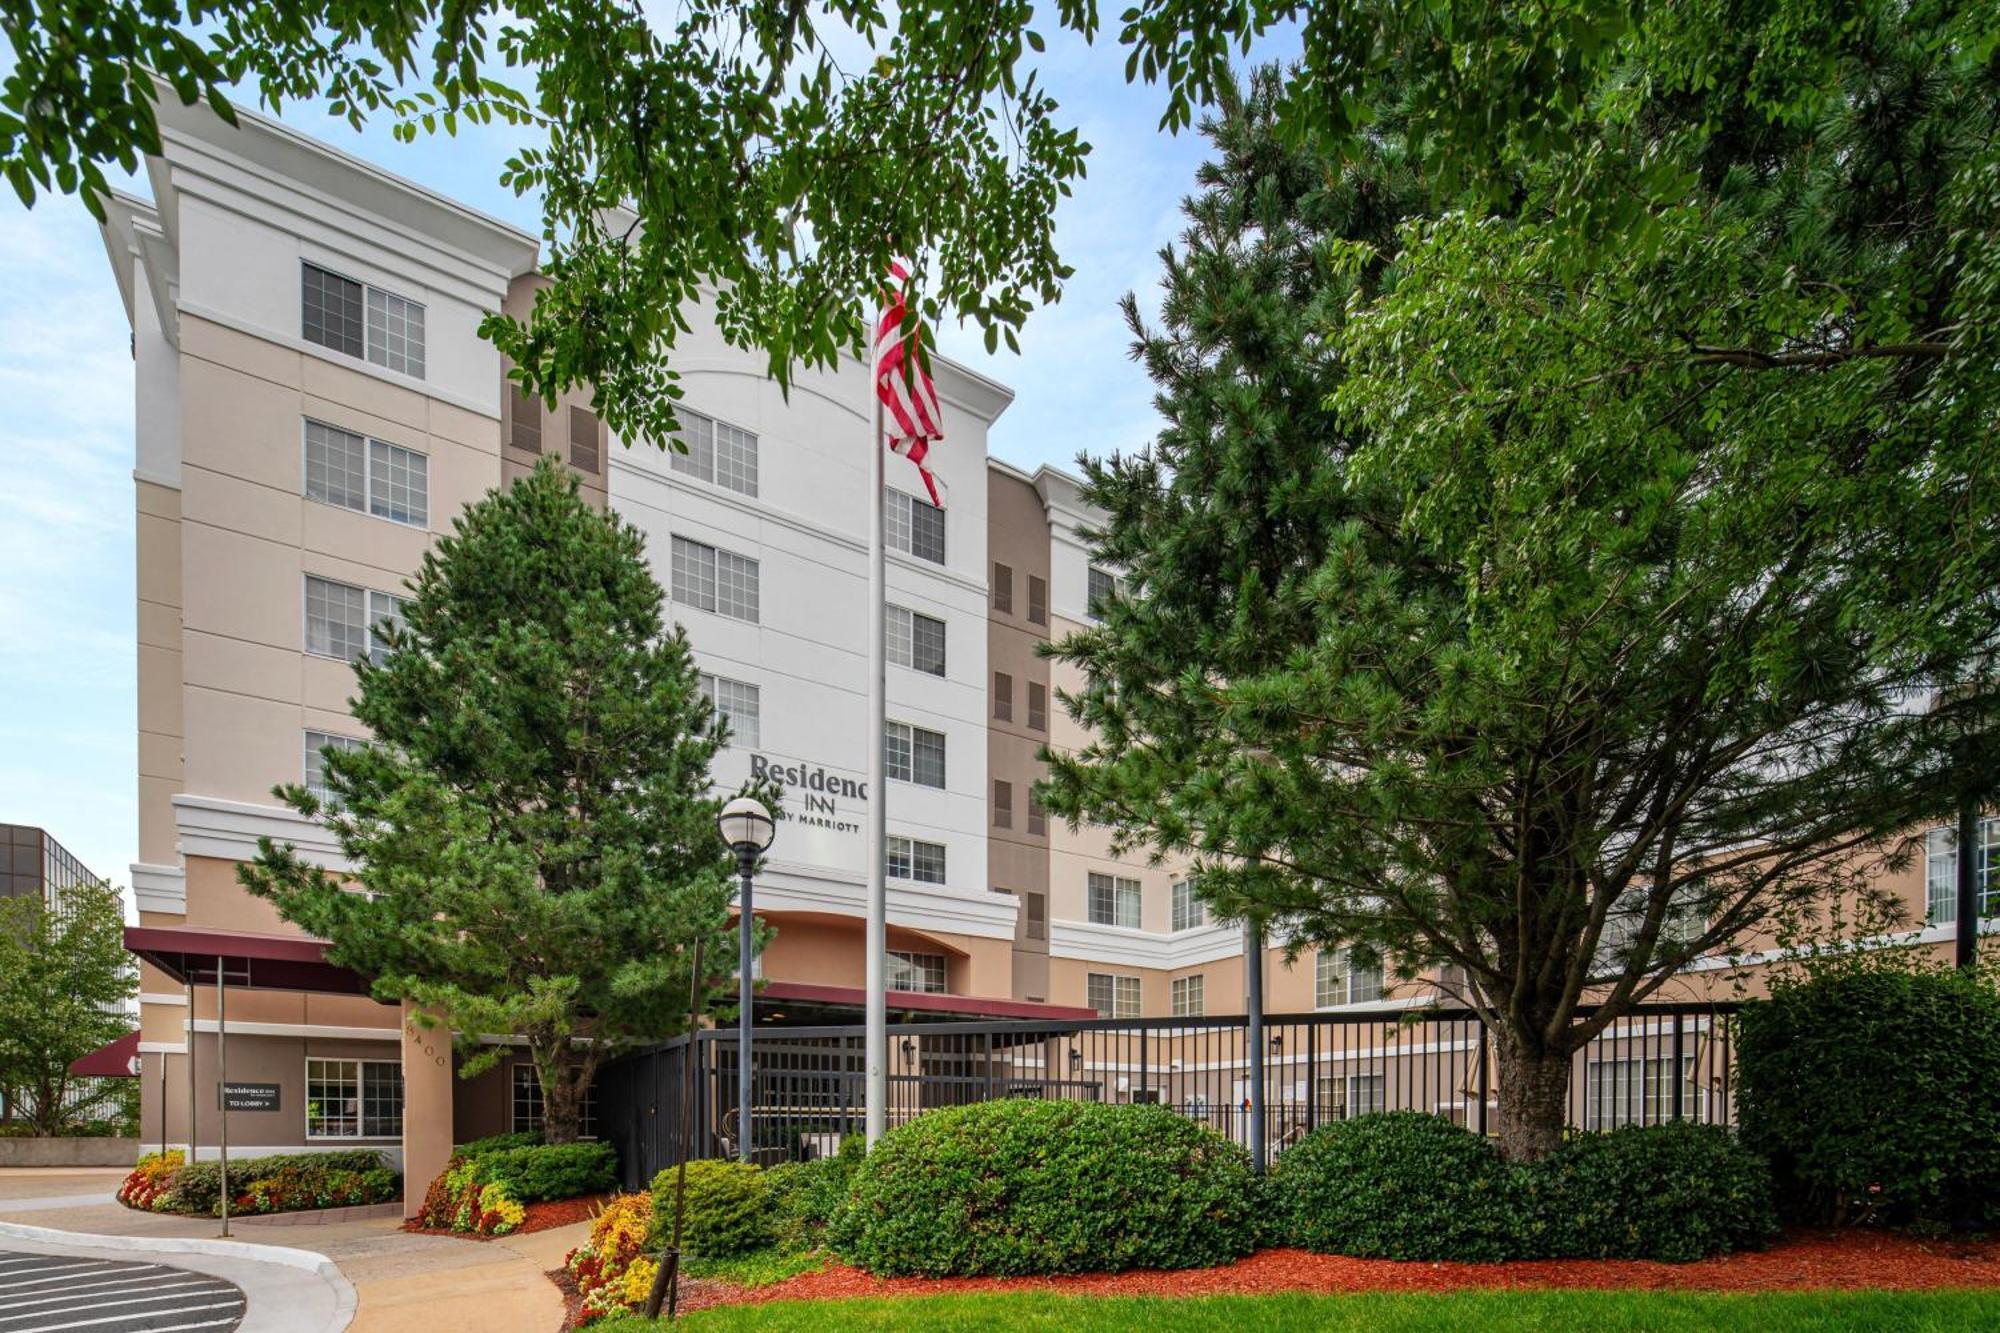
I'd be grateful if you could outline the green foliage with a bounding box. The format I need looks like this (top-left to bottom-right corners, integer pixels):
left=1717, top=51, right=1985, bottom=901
left=1274, top=1113, right=1531, bottom=1262
left=476, top=1141, right=617, bottom=1203
left=0, top=878, right=138, bottom=1136
left=829, top=1100, right=1259, bottom=1277
left=652, top=1160, right=773, bottom=1260
left=165, top=1148, right=395, bottom=1216
left=1738, top=966, right=2000, bottom=1227
left=1046, top=31, right=2000, bottom=1160
left=682, top=1248, right=826, bottom=1289
left=243, top=459, right=767, bottom=1143
left=455, top=1130, right=543, bottom=1158
left=1531, top=1122, right=1778, bottom=1262
left=763, top=1135, right=864, bottom=1252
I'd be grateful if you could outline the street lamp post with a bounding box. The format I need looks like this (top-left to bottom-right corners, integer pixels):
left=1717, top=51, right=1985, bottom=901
left=718, top=797, right=775, bottom=1165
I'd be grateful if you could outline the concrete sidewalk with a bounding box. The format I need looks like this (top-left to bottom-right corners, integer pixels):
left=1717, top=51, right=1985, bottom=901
left=0, top=1169, right=584, bottom=1333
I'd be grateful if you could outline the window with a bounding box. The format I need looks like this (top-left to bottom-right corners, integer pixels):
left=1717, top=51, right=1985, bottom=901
left=1087, top=566, right=1116, bottom=620
left=884, top=720, right=945, bottom=788
left=885, top=489, right=945, bottom=564
left=306, top=1058, right=401, bottom=1138
left=308, top=578, right=410, bottom=665
left=369, top=439, right=428, bottom=526
left=511, top=1064, right=598, bottom=1137
left=667, top=407, right=759, bottom=497
left=1315, top=948, right=1383, bottom=1007
left=1027, top=575, right=1048, bottom=626
left=993, top=671, right=1013, bottom=721
left=885, top=835, right=946, bottom=885
left=1026, top=789, right=1047, bottom=836
left=508, top=382, right=542, bottom=453
left=1171, top=974, right=1204, bottom=1017
left=671, top=535, right=760, bottom=622
left=1025, top=891, right=1046, bottom=941
left=993, top=780, right=1013, bottom=829
left=888, top=951, right=948, bottom=994
left=1087, top=872, right=1141, bottom=929
left=569, top=406, right=601, bottom=473
left=1171, top=879, right=1206, bottom=932
left=304, top=420, right=366, bottom=512
left=887, top=606, right=946, bottom=676
left=1318, top=1072, right=1385, bottom=1120
left=1086, top=972, right=1141, bottom=1019
left=698, top=673, right=761, bottom=750
left=1586, top=1056, right=1699, bottom=1130
left=992, top=562, right=1013, bottom=613
left=302, top=262, right=425, bottom=376
left=1926, top=817, right=2000, bottom=923
left=304, top=731, right=366, bottom=807
left=1027, top=681, right=1048, bottom=731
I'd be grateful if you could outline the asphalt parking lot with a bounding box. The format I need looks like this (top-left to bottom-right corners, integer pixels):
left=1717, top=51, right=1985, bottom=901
left=0, top=1248, right=245, bottom=1332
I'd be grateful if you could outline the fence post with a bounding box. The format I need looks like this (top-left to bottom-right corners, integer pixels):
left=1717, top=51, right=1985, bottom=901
left=1476, top=1020, right=1490, bottom=1138
left=1671, top=1011, right=1685, bottom=1121
left=1305, top=1021, right=1317, bottom=1134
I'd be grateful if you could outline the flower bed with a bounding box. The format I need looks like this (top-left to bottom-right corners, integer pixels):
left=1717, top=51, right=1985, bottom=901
left=117, top=1148, right=398, bottom=1217
left=408, top=1138, right=617, bottom=1238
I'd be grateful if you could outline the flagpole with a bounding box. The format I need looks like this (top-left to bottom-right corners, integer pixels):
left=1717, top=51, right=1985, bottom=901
left=865, top=319, right=889, bottom=1148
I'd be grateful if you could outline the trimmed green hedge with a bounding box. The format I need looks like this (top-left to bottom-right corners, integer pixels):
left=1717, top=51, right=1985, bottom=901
left=652, top=1159, right=773, bottom=1258
left=1738, top=967, right=2000, bottom=1227
left=455, top=1130, right=543, bottom=1158
left=765, top=1135, right=864, bottom=1252
left=477, top=1141, right=617, bottom=1203
left=138, top=1148, right=397, bottom=1217
left=1532, top=1121, right=1777, bottom=1261
left=829, top=1100, right=1260, bottom=1277
left=1274, top=1111, right=1530, bottom=1261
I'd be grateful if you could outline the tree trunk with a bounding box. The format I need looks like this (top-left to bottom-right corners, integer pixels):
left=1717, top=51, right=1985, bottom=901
left=538, top=1052, right=581, bottom=1145
left=1493, top=1039, right=1571, bottom=1163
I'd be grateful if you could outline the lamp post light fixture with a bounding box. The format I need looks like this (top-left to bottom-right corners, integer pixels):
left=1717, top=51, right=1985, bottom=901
left=717, top=796, right=775, bottom=1164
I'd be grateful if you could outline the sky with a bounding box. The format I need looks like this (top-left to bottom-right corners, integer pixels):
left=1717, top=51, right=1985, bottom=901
left=0, top=22, right=1288, bottom=894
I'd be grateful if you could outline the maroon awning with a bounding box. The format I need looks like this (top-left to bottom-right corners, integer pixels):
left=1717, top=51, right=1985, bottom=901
left=69, top=1030, right=140, bottom=1078
left=125, top=926, right=370, bottom=995
left=759, top=979, right=1096, bottom=1022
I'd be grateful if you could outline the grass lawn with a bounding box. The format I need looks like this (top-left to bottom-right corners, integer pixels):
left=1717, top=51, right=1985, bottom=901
left=591, top=1289, right=2000, bottom=1330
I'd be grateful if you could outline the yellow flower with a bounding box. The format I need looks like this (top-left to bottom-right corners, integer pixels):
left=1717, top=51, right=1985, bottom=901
left=619, top=1257, right=659, bottom=1308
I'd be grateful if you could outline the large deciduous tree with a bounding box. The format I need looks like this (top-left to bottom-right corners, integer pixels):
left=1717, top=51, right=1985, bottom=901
left=0, top=878, right=137, bottom=1135
left=1046, top=34, right=2000, bottom=1162
left=242, top=458, right=758, bottom=1143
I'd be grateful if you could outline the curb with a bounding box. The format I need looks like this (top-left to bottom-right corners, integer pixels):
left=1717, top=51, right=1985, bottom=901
left=0, top=1219, right=357, bottom=1331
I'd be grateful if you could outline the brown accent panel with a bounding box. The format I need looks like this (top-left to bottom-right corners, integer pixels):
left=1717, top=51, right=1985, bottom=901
left=507, top=382, right=542, bottom=454
left=992, top=562, right=1013, bottom=613
left=569, top=405, right=602, bottom=473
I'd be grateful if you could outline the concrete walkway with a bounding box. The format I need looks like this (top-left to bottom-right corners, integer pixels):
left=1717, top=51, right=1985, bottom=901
left=0, top=1170, right=584, bottom=1333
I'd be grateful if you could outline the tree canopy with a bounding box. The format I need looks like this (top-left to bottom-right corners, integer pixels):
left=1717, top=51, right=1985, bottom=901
left=0, top=878, right=137, bottom=1135
left=242, top=459, right=761, bottom=1143
left=1045, top=8, right=2000, bottom=1161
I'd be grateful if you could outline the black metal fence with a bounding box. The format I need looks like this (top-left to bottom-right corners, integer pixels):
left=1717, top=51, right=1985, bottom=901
left=595, top=1002, right=1739, bottom=1190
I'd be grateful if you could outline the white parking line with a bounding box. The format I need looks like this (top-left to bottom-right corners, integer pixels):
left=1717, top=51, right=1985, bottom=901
left=1, top=1287, right=239, bottom=1319
left=0, top=1279, right=215, bottom=1311
left=21, top=1299, right=244, bottom=1333
left=0, top=1264, right=130, bottom=1290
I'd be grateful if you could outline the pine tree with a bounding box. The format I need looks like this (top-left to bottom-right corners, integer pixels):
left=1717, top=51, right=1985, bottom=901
left=243, top=458, right=758, bottom=1143
left=0, top=879, right=137, bottom=1135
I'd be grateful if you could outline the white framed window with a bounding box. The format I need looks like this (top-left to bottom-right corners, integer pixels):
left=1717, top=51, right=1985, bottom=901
left=302, top=261, right=425, bottom=377
left=671, top=535, right=760, bottom=622
left=886, top=605, right=946, bottom=676
left=887, top=951, right=948, bottom=994
left=305, top=577, right=409, bottom=666
left=884, top=720, right=945, bottom=788
left=1926, top=817, right=2000, bottom=923
left=1317, top=1072, right=1385, bottom=1120
left=306, top=1057, right=402, bottom=1138
left=1171, top=974, right=1204, bottom=1017
left=1171, top=879, right=1205, bottom=932
left=1315, top=948, right=1383, bottom=1007
left=1086, top=972, right=1141, bottom=1019
left=1586, top=1055, right=1700, bottom=1130
left=1087, top=566, right=1116, bottom=620
left=511, top=1063, right=597, bottom=1137
left=1087, top=872, right=1141, bottom=929
left=698, top=673, right=761, bottom=749
left=885, top=834, right=946, bottom=885
left=884, top=489, right=945, bottom=565
left=667, top=406, right=758, bottom=497
left=304, top=730, right=366, bottom=807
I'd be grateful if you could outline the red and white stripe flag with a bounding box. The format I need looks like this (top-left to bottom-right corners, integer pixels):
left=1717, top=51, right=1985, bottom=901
left=874, top=258, right=946, bottom=507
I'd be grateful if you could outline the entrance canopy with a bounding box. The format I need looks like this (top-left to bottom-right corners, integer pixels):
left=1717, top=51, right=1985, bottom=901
left=125, top=925, right=369, bottom=995
left=757, top=979, right=1095, bottom=1025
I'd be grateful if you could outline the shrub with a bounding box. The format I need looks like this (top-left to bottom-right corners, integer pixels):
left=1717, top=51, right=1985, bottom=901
left=118, top=1150, right=184, bottom=1210
left=456, top=1130, right=543, bottom=1158
left=1274, top=1112, right=1531, bottom=1262
left=566, top=1192, right=655, bottom=1324
left=764, top=1135, right=863, bottom=1252
left=478, top=1141, right=617, bottom=1202
left=652, top=1160, right=772, bottom=1259
left=830, top=1100, right=1259, bottom=1277
left=1738, top=966, right=2000, bottom=1227
left=120, top=1149, right=396, bottom=1217
left=1530, top=1121, right=1777, bottom=1262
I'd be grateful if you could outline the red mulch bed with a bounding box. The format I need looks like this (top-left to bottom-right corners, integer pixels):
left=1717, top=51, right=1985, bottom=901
left=635, top=1231, right=2000, bottom=1315
left=404, top=1192, right=611, bottom=1240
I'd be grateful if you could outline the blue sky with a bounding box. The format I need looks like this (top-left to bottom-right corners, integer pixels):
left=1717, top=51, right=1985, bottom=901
left=0, top=23, right=1284, bottom=893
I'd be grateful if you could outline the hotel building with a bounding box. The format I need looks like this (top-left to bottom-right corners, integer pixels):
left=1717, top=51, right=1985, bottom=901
left=95, top=98, right=1988, bottom=1201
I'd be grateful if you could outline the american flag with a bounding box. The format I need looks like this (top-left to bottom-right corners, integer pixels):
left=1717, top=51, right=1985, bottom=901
left=874, top=258, right=946, bottom=507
